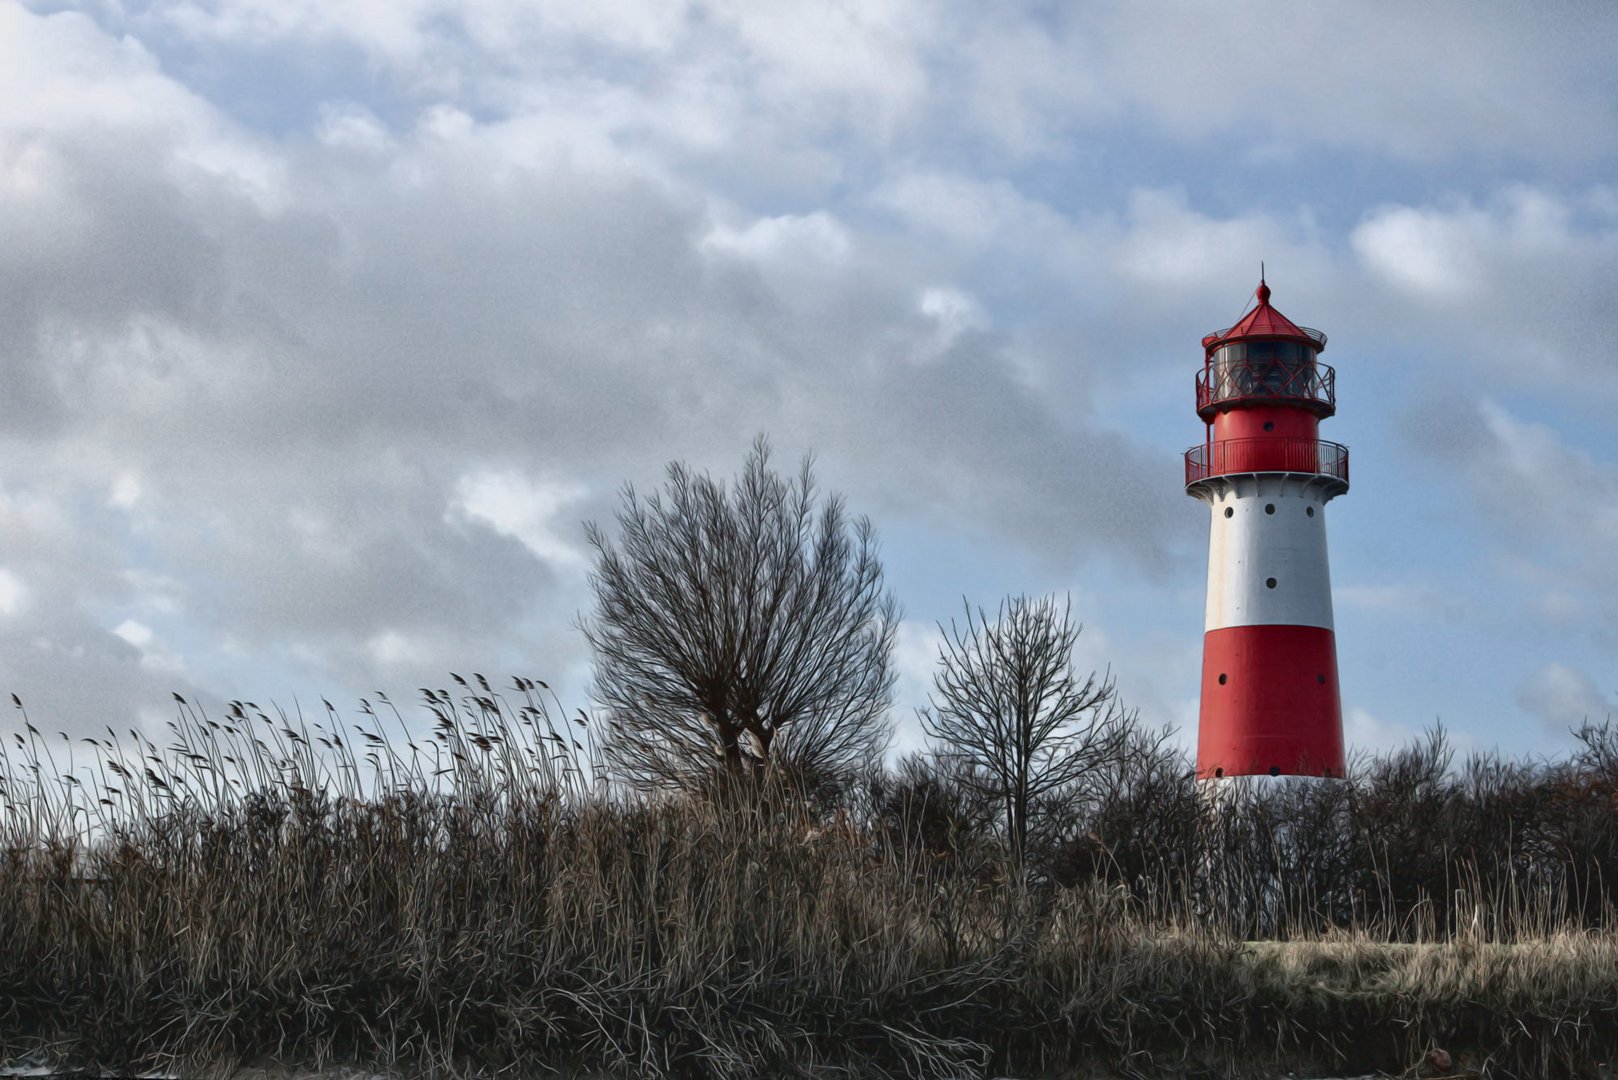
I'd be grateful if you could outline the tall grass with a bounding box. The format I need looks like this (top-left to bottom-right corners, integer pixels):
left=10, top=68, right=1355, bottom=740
left=2, top=685, right=1616, bottom=1078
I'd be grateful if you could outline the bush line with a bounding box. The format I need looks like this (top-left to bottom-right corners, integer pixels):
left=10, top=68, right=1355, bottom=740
left=2, top=685, right=1615, bottom=1078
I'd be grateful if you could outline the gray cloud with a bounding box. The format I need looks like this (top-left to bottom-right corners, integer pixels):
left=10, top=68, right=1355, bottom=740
left=0, top=3, right=1197, bottom=736
left=1518, top=662, right=1615, bottom=733
left=1082, top=1, right=1618, bottom=162
left=1352, top=188, right=1618, bottom=402
left=1397, top=395, right=1618, bottom=662
left=3, top=0, right=1617, bottom=763
left=40, top=0, right=1618, bottom=182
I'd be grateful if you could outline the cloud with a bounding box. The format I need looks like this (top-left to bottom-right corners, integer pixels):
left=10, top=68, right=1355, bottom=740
left=451, top=470, right=590, bottom=570
left=1517, top=662, right=1614, bottom=732
left=364, top=628, right=432, bottom=670
left=2, top=0, right=1614, bottom=770
left=1410, top=400, right=1618, bottom=590
left=0, top=569, right=25, bottom=616
left=1352, top=187, right=1618, bottom=398
left=0, top=5, right=283, bottom=203
left=916, top=287, right=987, bottom=354
left=0, top=2, right=1197, bottom=737
left=1086, top=1, right=1618, bottom=162
left=1344, top=706, right=1427, bottom=758
left=703, top=211, right=852, bottom=270
left=871, top=172, right=1082, bottom=266
left=88, top=0, right=1618, bottom=169
left=1393, top=396, right=1618, bottom=726
left=888, top=619, right=940, bottom=759
left=113, top=618, right=188, bottom=674
left=700, top=1, right=933, bottom=137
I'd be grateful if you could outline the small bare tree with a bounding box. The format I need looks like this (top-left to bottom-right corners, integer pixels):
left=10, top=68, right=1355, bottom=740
left=582, top=437, right=897, bottom=790
left=920, top=595, right=1126, bottom=870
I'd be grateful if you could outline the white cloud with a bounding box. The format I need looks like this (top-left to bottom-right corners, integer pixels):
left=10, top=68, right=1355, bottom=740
left=315, top=102, right=394, bottom=153
left=0, top=5, right=283, bottom=204
left=365, top=629, right=430, bottom=669
left=1352, top=204, right=1490, bottom=301
left=1517, top=662, right=1614, bottom=732
left=0, top=569, right=25, bottom=616
left=112, top=619, right=153, bottom=649
left=451, top=470, right=589, bottom=570
left=0, top=0, right=1612, bottom=769
left=112, top=618, right=186, bottom=674
left=1402, top=391, right=1618, bottom=565
left=1352, top=187, right=1618, bottom=393
left=917, top=287, right=986, bottom=352
left=10, top=0, right=1188, bottom=733
left=703, top=0, right=933, bottom=136
left=873, top=173, right=1074, bottom=254
left=1090, top=1, right=1618, bottom=162
left=120, top=569, right=185, bottom=616
left=1473, top=402, right=1618, bottom=573
left=868, top=177, right=1336, bottom=353
left=119, top=0, right=1618, bottom=167
left=1111, top=190, right=1336, bottom=314
left=108, top=473, right=143, bottom=510
left=888, top=618, right=940, bottom=758
left=1344, top=705, right=1425, bottom=757
left=705, top=211, right=851, bottom=265
left=157, top=0, right=440, bottom=63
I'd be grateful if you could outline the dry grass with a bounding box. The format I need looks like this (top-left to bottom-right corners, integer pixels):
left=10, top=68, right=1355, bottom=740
left=2, top=684, right=1616, bottom=1079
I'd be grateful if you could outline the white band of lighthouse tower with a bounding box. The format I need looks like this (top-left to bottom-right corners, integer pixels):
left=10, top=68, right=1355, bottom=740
left=1199, top=475, right=1337, bottom=634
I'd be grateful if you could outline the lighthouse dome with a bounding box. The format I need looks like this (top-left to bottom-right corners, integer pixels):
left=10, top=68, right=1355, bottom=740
left=1202, top=280, right=1328, bottom=355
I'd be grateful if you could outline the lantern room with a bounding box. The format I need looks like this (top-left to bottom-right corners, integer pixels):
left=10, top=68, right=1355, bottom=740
left=1186, top=281, right=1349, bottom=490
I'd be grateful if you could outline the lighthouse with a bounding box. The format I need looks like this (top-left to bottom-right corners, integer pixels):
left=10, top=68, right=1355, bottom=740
left=1185, top=278, right=1348, bottom=780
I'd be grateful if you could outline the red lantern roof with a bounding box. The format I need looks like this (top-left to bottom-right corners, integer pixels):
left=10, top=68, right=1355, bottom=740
left=1202, top=280, right=1327, bottom=354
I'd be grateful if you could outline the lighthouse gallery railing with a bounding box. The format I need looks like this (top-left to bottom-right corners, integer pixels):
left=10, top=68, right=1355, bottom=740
left=1184, top=437, right=1350, bottom=487
left=1196, top=359, right=1336, bottom=419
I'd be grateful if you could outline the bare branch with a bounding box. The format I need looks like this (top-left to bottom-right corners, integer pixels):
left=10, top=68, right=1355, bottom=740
left=582, top=437, right=897, bottom=790
left=919, top=594, right=1126, bottom=869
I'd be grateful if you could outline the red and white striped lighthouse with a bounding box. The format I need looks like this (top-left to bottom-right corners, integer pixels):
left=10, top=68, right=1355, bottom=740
left=1185, top=278, right=1348, bottom=780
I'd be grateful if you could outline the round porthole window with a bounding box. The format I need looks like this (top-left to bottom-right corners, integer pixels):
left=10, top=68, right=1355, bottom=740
left=1306, top=506, right=1316, bottom=518
left=1266, top=577, right=1278, bottom=589
left=1263, top=421, right=1275, bottom=432
left=1225, top=507, right=1234, bottom=518
left=1218, top=673, right=1228, bottom=685
left=1317, top=673, right=1327, bottom=685
left=1265, top=503, right=1276, bottom=515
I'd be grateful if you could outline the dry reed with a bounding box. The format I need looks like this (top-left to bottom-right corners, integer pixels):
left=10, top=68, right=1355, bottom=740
left=1, top=685, right=1615, bottom=1079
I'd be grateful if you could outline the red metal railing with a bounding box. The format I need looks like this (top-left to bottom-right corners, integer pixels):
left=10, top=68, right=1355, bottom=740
left=1184, top=437, right=1350, bottom=487
left=1204, top=323, right=1328, bottom=348
left=1196, top=360, right=1336, bottom=418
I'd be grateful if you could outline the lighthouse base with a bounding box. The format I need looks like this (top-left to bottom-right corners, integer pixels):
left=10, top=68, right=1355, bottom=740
left=1197, top=623, right=1345, bottom=780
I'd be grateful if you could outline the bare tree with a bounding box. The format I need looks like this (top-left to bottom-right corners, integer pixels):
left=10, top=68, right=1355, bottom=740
left=920, top=595, right=1126, bottom=870
left=582, top=437, right=897, bottom=790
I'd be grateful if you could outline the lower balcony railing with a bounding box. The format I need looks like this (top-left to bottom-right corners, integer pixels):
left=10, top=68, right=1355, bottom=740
left=1185, top=437, right=1350, bottom=487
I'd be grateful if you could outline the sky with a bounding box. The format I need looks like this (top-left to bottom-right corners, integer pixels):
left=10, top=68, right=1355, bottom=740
left=2, top=0, right=1617, bottom=764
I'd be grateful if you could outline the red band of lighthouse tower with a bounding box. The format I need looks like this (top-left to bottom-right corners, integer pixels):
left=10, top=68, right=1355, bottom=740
left=1186, top=280, right=1348, bottom=780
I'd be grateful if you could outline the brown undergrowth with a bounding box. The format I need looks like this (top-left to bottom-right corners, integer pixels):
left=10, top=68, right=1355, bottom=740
left=1, top=684, right=1615, bottom=1078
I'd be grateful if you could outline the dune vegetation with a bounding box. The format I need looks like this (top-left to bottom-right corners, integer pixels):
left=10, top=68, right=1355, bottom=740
left=2, top=682, right=1615, bottom=1079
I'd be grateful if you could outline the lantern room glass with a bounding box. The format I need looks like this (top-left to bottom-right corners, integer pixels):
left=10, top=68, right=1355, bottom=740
left=1209, top=341, right=1317, bottom=401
